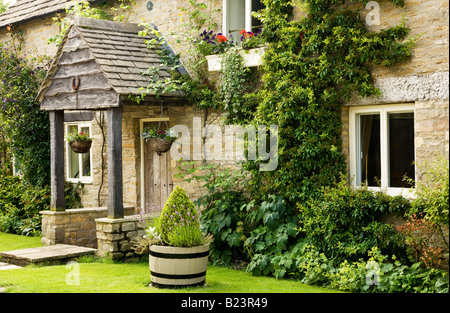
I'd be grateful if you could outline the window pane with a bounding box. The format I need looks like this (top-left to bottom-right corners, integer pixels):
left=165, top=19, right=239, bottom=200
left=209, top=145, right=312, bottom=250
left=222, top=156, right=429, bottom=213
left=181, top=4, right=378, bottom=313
left=388, top=112, right=415, bottom=187
left=80, top=126, right=90, bottom=137
left=251, top=0, right=264, bottom=32
left=67, top=124, right=92, bottom=180
left=68, top=125, right=78, bottom=137
left=67, top=125, right=79, bottom=178
left=359, top=114, right=381, bottom=186
left=68, top=149, right=79, bottom=178
left=228, top=0, right=245, bottom=40
left=81, top=151, right=91, bottom=177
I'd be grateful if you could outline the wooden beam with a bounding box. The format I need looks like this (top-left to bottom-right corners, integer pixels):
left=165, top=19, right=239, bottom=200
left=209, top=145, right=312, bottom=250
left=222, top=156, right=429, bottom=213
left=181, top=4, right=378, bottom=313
left=107, top=106, right=124, bottom=218
left=40, top=90, right=119, bottom=111
left=49, top=111, right=65, bottom=211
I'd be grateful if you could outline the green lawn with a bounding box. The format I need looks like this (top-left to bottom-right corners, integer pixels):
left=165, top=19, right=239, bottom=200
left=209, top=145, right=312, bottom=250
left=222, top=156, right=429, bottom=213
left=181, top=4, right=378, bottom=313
left=0, top=232, right=43, bottom=252
left=0, top=233, right=340, bottom=293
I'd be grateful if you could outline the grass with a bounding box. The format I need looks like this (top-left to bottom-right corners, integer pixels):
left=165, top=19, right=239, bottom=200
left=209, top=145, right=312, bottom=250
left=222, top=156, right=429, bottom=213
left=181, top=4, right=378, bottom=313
left=0, top=232, right=43, bottom=252
left=0, top=232, right=341, bottom=293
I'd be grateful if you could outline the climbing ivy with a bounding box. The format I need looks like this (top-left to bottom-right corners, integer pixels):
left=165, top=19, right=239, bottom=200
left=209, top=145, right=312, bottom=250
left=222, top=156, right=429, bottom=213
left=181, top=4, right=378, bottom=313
left=241, top=0, right=416, bottom=203
left=141, top=0, right=417, bottom=205
left=0, top=29, right=50, bottom=187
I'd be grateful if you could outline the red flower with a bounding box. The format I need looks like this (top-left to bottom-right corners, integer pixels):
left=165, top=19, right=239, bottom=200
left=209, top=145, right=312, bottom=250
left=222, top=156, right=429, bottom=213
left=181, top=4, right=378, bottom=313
left=239, top=29, right=247, bottom=35
left=217, top=35, right=227, bottom=43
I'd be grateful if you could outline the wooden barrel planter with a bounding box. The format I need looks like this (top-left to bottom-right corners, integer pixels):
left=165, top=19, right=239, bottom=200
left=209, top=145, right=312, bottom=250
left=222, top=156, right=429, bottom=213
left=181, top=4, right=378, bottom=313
left=69, top=140, right=92, bottom=154
left=149, top=244, right=210, bottom=288
left=148, top=137, right=173, bottom=155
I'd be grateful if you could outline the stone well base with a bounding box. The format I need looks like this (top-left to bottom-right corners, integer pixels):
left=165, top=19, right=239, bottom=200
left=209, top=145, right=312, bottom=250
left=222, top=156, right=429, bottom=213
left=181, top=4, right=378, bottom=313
left=40, top=207, right=135, bottom=248
left=95, top=215, right=149, bottom=260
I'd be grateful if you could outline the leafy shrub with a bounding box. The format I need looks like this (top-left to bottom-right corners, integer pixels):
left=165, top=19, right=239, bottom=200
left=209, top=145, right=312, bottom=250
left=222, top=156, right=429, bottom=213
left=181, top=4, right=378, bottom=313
left=411, top=156, right=449, bottom=228
left=0, top=35, right=50, bottom=187
left=405, top=156, right=449, bottom=268
left=0, top=173, right=50, bottom=236
left=297, top=179, right=409, bottom=264
left=175, top=162, right=249, bottom=265
left=0, top=171, right=84, bottom=236
left=156, top=186, right=204, bottom=247
left=245, top=195, right=299, bottom=276
left=65, top=181, right=83, bottom=210
left=321, top=247, right=449, bottom=293
left=200, top=189, right=248, bottom=265
left=397, top=213, right=444, bottom=269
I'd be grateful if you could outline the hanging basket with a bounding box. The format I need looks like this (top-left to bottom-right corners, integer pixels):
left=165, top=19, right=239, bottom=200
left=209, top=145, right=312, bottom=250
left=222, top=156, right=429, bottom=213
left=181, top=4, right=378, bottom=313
left=69, top=140, right=92, bottom=154
left=148, top=137, right=174, bottom=155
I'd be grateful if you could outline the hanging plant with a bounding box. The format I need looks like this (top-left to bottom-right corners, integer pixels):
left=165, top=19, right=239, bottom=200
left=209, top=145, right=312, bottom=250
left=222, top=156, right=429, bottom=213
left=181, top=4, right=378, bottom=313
left=142, top=127, right=177, bottom=155
left=66, top=132, right=93, bottom=154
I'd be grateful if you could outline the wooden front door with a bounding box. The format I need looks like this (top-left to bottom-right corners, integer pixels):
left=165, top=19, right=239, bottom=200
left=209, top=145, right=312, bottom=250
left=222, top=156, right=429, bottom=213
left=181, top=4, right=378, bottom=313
left=142, top=121, right=173, bottom=211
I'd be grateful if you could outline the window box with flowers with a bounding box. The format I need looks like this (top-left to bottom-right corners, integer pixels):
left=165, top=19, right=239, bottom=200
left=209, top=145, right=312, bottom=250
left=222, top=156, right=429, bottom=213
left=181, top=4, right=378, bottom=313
left=199, top=29, right=267, bottom=72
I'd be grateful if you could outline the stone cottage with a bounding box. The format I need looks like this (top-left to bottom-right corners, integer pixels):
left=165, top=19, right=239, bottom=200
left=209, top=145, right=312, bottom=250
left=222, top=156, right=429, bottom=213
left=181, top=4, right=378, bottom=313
left=0, top=0, right=448, bottom=254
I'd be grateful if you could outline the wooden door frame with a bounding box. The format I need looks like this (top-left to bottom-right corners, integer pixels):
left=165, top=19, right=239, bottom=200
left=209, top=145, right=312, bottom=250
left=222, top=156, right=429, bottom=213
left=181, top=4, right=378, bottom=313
left=139, top=117, right=170, bottom=211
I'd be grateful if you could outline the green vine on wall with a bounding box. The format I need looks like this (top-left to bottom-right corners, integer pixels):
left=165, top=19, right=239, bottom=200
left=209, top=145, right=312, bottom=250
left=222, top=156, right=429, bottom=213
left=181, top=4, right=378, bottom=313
left=139, top=0, right=417, bottom=204
left=242, top=0, right=417, bottom=203
left=0, top=28, right=50, bottom=187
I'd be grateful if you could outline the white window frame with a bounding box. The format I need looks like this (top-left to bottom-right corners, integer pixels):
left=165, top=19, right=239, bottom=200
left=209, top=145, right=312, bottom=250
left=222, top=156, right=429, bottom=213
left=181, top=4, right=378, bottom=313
left=65, top=122, right=94, bottom=184
left=222, top=0, right=257, bottom=36
left=349, top=103, right=416, bottom=197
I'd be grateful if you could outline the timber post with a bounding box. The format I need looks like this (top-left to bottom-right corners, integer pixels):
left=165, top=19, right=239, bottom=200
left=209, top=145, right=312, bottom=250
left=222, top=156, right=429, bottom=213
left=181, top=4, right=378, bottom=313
left=107, top=105, right=124, bottom=219
left=49, top=110, right=65, bottom=211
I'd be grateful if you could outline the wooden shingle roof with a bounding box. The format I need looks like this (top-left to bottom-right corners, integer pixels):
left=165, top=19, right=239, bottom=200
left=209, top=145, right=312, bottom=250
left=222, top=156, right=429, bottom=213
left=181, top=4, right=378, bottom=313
left=0, top=0, right=101, bottom=29
left=38, top=16, right=183, bottom=110
left=74, top=17, right=173, bottom=95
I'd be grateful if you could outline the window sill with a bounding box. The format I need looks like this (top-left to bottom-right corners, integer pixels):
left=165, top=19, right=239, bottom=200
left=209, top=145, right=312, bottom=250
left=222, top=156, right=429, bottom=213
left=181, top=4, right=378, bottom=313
left=354, top=185, right=416, bottom=199
left=67, top=178, right=94, bottom=185
left=206, top=46, right=268, bottom=72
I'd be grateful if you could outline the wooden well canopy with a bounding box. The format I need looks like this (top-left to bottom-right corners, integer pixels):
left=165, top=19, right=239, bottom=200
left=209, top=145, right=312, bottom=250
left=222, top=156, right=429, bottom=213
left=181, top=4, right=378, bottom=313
left=37, top=16, right=183, bottom=109
left=37, top=16, right=185, bottom=218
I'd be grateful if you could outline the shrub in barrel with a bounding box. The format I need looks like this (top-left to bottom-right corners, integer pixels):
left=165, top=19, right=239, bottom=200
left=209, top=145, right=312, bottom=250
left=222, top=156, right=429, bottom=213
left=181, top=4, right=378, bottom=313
left=143, top=186, right=211, bottom=288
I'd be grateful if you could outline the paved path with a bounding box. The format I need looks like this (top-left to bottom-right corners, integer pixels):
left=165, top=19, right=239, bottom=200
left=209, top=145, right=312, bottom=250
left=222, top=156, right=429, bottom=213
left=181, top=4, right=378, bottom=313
left=0, top=261, right=22, bottom=270
left=0, top=244, right=97, bottom=267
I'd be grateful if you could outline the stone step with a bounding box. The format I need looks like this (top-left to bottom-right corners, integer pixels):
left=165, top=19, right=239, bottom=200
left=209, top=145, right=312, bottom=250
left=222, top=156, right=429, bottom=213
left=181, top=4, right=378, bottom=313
left=0, top=262, right=22, bottom=270
left=0, top=244, right=97, bottom=267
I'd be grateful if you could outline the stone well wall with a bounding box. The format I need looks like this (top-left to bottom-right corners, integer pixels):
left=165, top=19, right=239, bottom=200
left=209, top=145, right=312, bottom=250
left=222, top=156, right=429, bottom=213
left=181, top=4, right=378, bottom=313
left=40, top=207, right=135, bottom=248
left=95, top=215, right=151, bottom=260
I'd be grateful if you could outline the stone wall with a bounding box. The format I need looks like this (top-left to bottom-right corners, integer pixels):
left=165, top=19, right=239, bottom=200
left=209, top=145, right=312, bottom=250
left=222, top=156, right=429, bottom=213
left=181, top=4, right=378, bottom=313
left=95, top=215, right=148, bottom=259
left=414, top=99, right=449, bottom=180
left=40, top=207, right=135, bottom=248
left=0, top=16, right=59, bottom=59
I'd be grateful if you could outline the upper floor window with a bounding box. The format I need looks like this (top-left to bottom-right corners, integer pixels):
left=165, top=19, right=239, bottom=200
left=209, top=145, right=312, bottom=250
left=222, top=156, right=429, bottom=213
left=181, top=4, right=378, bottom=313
left=223, top=0, right=264, bottom=41
left=65, top=122, right=93, bottom=183
left=349, top=104, right=415, bottom=196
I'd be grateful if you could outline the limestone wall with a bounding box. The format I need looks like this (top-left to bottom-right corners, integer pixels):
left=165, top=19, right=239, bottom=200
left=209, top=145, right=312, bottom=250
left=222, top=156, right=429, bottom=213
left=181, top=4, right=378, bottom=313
left=40, top=207, right=135, bottom=248
left=95, top=215, right=147, bottom=259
